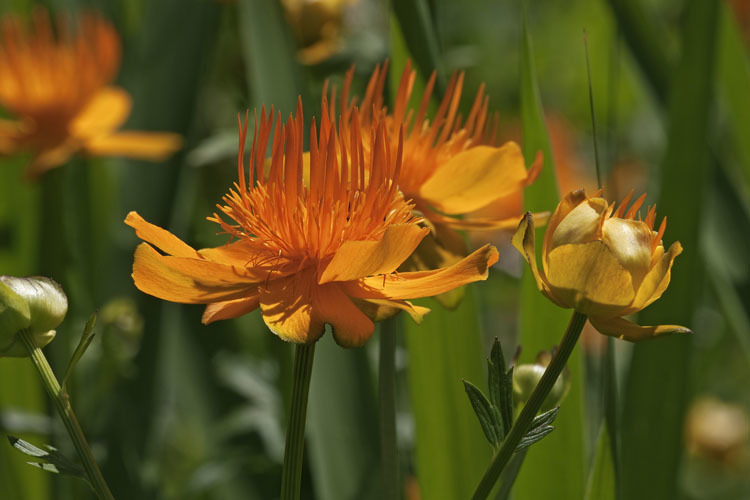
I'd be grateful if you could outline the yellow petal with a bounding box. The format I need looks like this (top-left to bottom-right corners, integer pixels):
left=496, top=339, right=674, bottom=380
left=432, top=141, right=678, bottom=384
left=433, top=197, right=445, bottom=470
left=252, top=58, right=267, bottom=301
left=84, top=131, right=182, bottom=161
left=546, top=241, right=634, bottom=317
left=548, top=196, right=608, bottom=251
left=259, top=271, right=325, bottom=344
left=201, top=292, right=261, bottom=324
left=70, top=87, right=132, bottom=139
left=601, top=217, right=654, bottom=287
left=343, top=244, right=498, bottom=300
left=126, top=211, right=199, bottom=258
left=133, top=243, right=256, bottom=304
left=542, top=189, right=589, bottom=259
left=351, top=297, right=431, bottom=324
left=418, top=143, right=531, bottom=214
left=314, top=283, right=375, bottom=348
left=511, top=212, right=551, bottom=294
left=318, top=224, right=428, bottom=283
left=589, top=316, right=691, bottom=342
left=629, top=241, right=683, bottom=312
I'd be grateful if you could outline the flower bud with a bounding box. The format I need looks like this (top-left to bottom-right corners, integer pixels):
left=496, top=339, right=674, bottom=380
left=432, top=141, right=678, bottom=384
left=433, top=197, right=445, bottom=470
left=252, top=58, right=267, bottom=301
left=512, top=350, right=570, bottom=412
left=0, top=276, right=68, bottom=357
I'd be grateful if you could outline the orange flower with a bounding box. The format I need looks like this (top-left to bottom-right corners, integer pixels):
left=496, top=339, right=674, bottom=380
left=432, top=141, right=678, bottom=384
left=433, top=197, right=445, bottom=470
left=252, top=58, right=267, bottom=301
left=126, top=101, right=498, bottom=347
left=0, top=9, right=181, bottom=179
left=329, top=62, right=541, bottom=305
left=513, top=189, right=690, bottom=341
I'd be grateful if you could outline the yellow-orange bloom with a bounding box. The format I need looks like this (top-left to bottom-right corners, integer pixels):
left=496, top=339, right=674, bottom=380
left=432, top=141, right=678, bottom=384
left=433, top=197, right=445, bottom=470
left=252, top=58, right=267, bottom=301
left=328, top=62, right=541, bottom=306
left=0, top=9, right=181, bottom=179
left=126, top=101, right=498, bottom=347
left=513, top=189, right=691, bottom=342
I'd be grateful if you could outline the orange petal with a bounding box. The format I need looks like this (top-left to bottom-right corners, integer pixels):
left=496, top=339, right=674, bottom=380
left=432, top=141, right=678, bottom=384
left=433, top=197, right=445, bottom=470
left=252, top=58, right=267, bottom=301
left=434, top=211, right=550, bottom=231
left=629, top=241, right=683, bottom=312
left=25, top=141, right=78, bottom=179
left=125, top=211, right=199, bottom=258
left=71, top=87, right=132, bottom=139
left=352, top=297, right=431, bottom=324
left=419, top=142, right=531, bottom=214
left=201, top=291, right=260, bottom=324
left=342, top=244, right=498, bottom=300
left=84, top=131, right=182, bottom=161
left=259, top=271, right=325, bottom=344
left=314, top=283, right=375, bottom=348
left=546, top=241, right=635, bottom=317
left=589, top=315, right=691, bottom=342
left=0, top=119, right=23, bottom=153
left=318, top=224, right=428, bottom=284
left=133, top=243, right=255, bottom=303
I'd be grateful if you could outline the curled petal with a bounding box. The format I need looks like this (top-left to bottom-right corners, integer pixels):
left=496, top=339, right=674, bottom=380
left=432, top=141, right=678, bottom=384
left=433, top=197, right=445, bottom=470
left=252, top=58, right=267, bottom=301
left=629, top=241, right=683, bottom=312
left=318, top=224, right=428, bottom=283
left=351, top=297, right=430, bottom=324
left=71, top=87, right=132, bottom=139
left=542, top=189, right=590, bottom=259
left=132, top=243, right=255, bottom=304
left=259, top=271, right=325, bottom=344
left=343, top=244, right=498, bottom=300
left=314, top=283, right=374, bottom=348
left=589, top=316, right=691, bottom=342
left=84, top=131, right=182, bottom=161
left=546, top=241, right=635, bottom=317
left=126, top=211, right=199, bottom=258
left=201, top=291, right=261, bottom=324
left=418, top=143, right=531, bottom=214
left=511, top=212, right=552, bottom=295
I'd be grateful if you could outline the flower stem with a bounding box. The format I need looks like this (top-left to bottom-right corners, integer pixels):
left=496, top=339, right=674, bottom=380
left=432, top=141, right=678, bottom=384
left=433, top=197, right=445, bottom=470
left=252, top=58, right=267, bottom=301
left=18, top=329, right=115, bottom=500
left=470, top=311, right=588, bottom=500
left=379, top=318, right=399, bottom=500
left=280, top=342, right=316, bottom=500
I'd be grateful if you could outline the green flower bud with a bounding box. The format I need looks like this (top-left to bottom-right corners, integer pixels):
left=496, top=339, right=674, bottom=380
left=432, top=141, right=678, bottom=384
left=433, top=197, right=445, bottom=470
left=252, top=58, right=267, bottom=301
left=0, top=281, right=32, bottom=352
left=512, top=350, right=571, bottom=412
left=0, top=276, right=68, bottom=357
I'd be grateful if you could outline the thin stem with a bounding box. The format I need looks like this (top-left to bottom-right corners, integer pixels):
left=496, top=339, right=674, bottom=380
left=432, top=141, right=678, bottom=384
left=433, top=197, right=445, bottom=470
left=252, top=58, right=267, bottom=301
left=471, top=311, right=588, bottom=500
left=19, top=329, right=115, bottom=500
left=583, top=30, right=603, bottom=188
left=604, top=337, right=622, bottom=500
left=379, top=318, right=399, bottom=500
left=280, top=342, right=316, bottom=500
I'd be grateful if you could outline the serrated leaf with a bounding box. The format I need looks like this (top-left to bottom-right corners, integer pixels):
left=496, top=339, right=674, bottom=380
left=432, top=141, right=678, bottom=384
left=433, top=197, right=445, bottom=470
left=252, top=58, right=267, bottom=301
left=62, top=311, right=97, bottom=392
left=463, top=380, right=501, bottom=447
left=7, top=436, right=85, bottom=479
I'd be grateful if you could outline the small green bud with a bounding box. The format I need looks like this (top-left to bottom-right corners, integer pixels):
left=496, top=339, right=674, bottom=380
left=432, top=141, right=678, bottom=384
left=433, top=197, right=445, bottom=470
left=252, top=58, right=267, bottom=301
left=0, top=281, right=32, bottom=352
left=0, top=276, right=68, bottom=357
left=512, top=350, right=571, bottom=412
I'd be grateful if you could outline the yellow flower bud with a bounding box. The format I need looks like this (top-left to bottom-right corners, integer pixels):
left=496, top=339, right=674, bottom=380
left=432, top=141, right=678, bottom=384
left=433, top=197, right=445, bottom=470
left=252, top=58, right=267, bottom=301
left=0, top=276, right=67, bottom=357
left=513, top=189, right=691, bottom=341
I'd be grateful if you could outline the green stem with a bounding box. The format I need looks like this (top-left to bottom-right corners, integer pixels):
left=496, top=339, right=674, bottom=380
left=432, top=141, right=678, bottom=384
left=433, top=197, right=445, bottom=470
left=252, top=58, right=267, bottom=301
left=280, top=343, right=316, bottom=500
left=18, top=329, right=115, bottom=500
left=379, top=319, right=399, bottom=500
left=604, top=337, right=622, bottom=500
left=470, top=311, right=588, bottom=500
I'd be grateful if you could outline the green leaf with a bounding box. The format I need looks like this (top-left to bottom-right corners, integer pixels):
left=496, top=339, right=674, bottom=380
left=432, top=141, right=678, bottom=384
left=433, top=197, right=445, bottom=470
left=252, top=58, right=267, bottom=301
left=306, top=334, right=382, bottom=500
left=621, top=1, right=719, bottom=500
left=515, top=407, right=560, bottom=452
left=487, top=338, right=514, bottom=436
left=404, top=288, right=490, bottom=500
left=7, top=436, right=85, bottom=479
left=514, top=7, right=586, bottom=500
left=584, top=426, right=616, bottom=500
left=463, top=379, right=501, bottom=447
left=61, top=312, right=97, bottom=393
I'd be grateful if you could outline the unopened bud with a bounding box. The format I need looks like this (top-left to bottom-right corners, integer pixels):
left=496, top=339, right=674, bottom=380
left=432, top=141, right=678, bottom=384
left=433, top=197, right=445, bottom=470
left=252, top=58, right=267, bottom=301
left=0, top=276, right=68, bottom=357
left=513, top=350, right=571, bottom=412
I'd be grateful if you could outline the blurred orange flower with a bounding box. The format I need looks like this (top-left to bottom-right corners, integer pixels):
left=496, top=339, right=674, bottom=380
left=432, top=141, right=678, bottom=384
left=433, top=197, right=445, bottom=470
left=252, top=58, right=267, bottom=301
left=513, top=189, right=690, bottom=341
left=282, top=0, right=351, bottom=65
left=126, top=101, right=498, bottom=347
left=0, top=9, right=181, bottom=179
left=331, top=61, right=541, bottom=305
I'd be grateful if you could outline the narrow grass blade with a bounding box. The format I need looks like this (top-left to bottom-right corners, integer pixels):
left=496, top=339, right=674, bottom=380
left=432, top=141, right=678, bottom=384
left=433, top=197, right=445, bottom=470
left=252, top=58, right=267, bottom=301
left=513, top=8, right=586, bottom=500
left=584, top=425, right=616, bottom=500
left=404, top=288, right=490, bottom=500
left=391, top=0, right=446, bottom=93
left=621, top=2, right=719, bottom=500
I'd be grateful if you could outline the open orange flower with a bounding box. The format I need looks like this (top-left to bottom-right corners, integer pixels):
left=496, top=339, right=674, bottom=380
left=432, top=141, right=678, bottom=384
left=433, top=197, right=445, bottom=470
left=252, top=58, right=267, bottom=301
left=126, top=101, right=498, bottom=347
left=0, top=9, right=181, bottom=179
left=329, top=61, right=541, bottom=305
left=513, top=189, right=691, bottom=341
